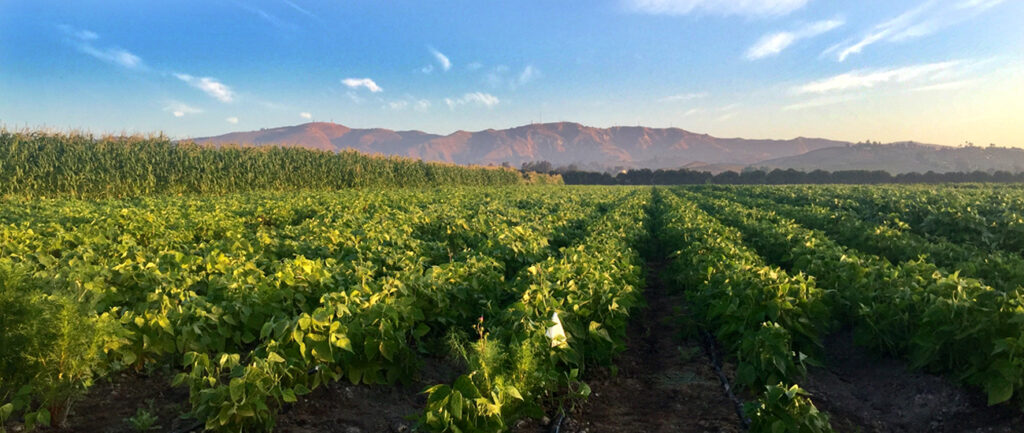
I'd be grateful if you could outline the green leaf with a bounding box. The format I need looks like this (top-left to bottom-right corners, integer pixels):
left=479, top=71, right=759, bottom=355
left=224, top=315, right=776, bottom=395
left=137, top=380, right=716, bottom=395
left=281, top=388, right=297, bottom=403
left=380, top=340, right=395, bottom=361
left=450, top=390, right=463, bottom=419
left=267, top=352, right=286, bottom=363
left=332, top=333, right=353, bottom=352
left=987, top=379, right=1014, bottom=406
left=453, top=375, right=481, bottom=399
left=37, top=408, right=51, bottom=427
left=0, top=403, right=14, bottom=420
left=414, top=323, right=430, bottom=338
left=505, top=385, right=523, bottom=401
left=230, top=377, right=245, bottom=402
left=347, top=366, right=363, bottom=385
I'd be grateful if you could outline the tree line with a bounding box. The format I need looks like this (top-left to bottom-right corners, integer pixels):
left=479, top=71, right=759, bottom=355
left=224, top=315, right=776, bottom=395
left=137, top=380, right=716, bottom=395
left=554, top=167, right=1024, bottom=185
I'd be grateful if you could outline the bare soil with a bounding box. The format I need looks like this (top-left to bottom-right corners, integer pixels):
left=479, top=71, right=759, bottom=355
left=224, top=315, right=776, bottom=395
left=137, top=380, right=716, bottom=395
left=23, top=357, right=458, bottom=433
left=514, top=260, right=744, bottom=433
left=35, top=371, right=192, bottom=433
left=804, top=329, right=1024, bottom=433
left=275, top=357, right=460, bottom=433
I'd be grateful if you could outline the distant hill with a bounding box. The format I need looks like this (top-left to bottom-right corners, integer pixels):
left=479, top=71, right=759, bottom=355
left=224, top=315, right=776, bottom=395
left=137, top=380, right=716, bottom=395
left=188, top=122, right=846, bottom=170
left=754, top=142, right=1024, bottom=174
left=189, top=122, right=1024, bottom=173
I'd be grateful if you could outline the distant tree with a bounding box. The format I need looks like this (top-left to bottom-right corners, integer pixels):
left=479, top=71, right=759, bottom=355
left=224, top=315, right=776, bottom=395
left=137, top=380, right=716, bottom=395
left=521, top=161, right=553, bottom=173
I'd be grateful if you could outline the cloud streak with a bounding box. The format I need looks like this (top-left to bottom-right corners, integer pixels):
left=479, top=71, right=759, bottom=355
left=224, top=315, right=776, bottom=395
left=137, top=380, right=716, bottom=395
left=429, top=47, right=452, bottom=71
left=625, top=0, right=809, bottom=17
left=826, top=0, right=1005, bottom=61
left=795, top=61, right=961, bottom=94
left=517, top=65, right=540, bottom=85
left=445, top=92, right=500, bottom=110
left=341, top=77, right=383, bottom=92
left=163, top=101, right=202, bottom=117
left=746, top=19, right=843, bottom=60
left=282, top=0, right=317, bottom=19
left=59, top=25, right=144, bottom=70
left=175, top=73, right=235, bottom=102
left=658, top=92, right=708, bottom=103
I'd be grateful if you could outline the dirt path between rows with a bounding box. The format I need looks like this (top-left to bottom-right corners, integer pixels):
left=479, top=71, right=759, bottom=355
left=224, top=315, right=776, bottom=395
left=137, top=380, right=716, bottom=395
left=515, top=259, right=744, bottom=433
left=804, top=329, right=1024, bottom=433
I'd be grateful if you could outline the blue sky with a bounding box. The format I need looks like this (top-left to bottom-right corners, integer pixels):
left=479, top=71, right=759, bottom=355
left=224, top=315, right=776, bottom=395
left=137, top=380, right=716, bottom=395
left=1, top=0, right=1022, bottom=146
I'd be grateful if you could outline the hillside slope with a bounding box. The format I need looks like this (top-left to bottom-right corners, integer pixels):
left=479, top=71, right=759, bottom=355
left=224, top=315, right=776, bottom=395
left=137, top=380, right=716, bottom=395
left=754, top=142, right=1024, bottom=174
left=189, top=122, right=846, bottom=169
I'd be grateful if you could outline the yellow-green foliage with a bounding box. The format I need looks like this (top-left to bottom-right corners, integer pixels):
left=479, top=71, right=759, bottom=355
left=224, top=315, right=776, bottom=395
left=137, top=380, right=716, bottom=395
left=522, top=171, right=564, bottom=185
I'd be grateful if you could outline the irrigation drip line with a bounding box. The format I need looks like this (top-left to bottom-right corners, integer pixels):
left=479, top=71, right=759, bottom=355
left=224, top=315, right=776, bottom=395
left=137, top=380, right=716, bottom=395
left=701, top=329, right=751, bottom=429
left=549, top=411, right=565, bottom=433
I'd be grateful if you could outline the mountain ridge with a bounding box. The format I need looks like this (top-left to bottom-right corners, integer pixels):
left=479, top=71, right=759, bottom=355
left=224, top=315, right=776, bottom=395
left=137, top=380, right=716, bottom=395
left=188, top=122, right=1024, bottom=174
left=188, top=121, right=848, bottom=170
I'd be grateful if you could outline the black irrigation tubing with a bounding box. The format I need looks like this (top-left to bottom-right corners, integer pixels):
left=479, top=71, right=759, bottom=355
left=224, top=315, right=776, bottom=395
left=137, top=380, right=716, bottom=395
left=701, top=329, right=751, bottom=429
left=549, top=411, right=565, bottom=433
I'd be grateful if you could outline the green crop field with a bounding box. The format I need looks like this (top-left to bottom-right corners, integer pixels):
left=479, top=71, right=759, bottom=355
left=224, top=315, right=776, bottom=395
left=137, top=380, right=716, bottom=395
left=1, top=135, right=1023, bottom=433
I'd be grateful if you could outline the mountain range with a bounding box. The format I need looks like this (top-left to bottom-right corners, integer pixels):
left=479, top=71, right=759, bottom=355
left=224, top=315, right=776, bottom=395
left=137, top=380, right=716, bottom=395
left=188, top=122, right=1024, bottom=174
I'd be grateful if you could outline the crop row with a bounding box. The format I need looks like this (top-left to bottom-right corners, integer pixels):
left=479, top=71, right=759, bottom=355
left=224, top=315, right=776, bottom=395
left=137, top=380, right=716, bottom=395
left=699, top=186, right=1024, bottom=294
left=0, top=187, right=631, bottom=431
left=656, top=189, right=834, bottom=432
left=685, top=189, right=1024, bottom=413
left=736, top=184, right=1024, bottom=256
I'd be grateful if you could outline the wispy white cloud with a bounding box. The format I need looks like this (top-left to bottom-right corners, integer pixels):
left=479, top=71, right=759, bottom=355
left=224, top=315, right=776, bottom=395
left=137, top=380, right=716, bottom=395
left=175, top=73, right=235, bottom=102
left=387, top=97, right=433, bottom=112
left=300, top=112, right=312, bottom=119
left=414, top=99, right=431, bottom=112
left=226, top=116, right=239, bottom=124
left=429, top=47, right=452, bottom=71
left=625, top=0, right=809, bottom=17
left=467, top=62, right=483, bottom=71
left=795, top=61, right=961, bottom=94
left=683, top=108, right=703, bottom=116
left=445, top=92, right=500, bottom=110
left=59, top=25, right=144, bottom=70
left=659, top=92, right=708, bottom=103
left=163, top=101, right=202, bottom=118
left=282, top=0, right=316, bottom=18
left=715, top=103, right=742, bottom=121
left=57, top=25, right=98, bottom=41
left=746, top=19, right=843, bottom=60
left=911, top=79, right=977, bottom=92
left=517, top=65, right=541, bottom=85
left=341, top=77, right=383, bottom=92
left=826, top=0, right=1005, bottom=62
left=79, top=45, right=144, bottom=69
left=231, top=1, right=295, bottom=30
left=483, top=64, right=540, bottom=89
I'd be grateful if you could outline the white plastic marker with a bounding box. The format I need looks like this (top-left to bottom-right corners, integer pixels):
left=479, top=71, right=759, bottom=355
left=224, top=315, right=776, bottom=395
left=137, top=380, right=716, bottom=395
left=545, top=312, right=568, bottom=348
